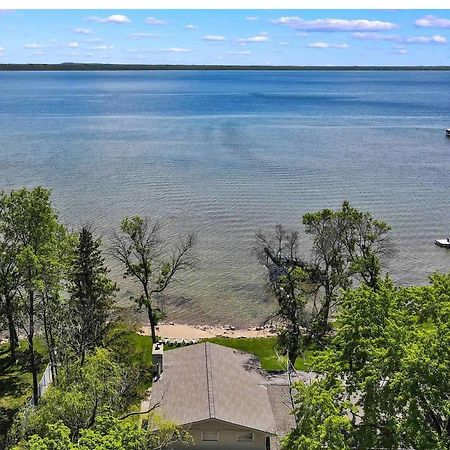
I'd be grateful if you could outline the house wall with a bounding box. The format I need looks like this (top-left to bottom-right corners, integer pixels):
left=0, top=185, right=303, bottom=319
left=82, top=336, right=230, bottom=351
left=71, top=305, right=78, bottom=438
left=168, top=419, right=270, bottom=450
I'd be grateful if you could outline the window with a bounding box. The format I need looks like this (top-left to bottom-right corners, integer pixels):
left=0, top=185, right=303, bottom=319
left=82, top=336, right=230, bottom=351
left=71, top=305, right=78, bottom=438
left=237, top=432, right=254, bottom=442
left=202, top=431, right=219, bottom=442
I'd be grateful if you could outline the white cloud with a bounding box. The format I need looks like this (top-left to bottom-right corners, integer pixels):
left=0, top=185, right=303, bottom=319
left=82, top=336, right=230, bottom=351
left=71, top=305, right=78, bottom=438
left=203, top=35, right=225, bottom=41
left=93, top=45, right=114, bottom=50
left=416, top=15, right=450, bottom=29
left=352, top=32, right=401, bottom=41
left=246, top=16, right=258, bottom=21
left=88, top=15, right=130, bottom=24
left=24, top=43, right=44, bottom=49
left=352, top=32, right=447, bottom=45
left=393, top=48, right=409, bottom=54
left=185, top=24, right=198, bottom=30
left=68, top=42, right=78, bottom=48
left=33, top=51, right=44, bottom=55
left=130, top=32, right=158, bottom=39
left=279, top=42, right=289, bottom=46
left=85, top=38, right=103, bottom=43
left=163, top=47, right=190, bottom=52
left=73, top=28, right=92, bottom=34
left=0, top=46, right=4, bottom=53
left=145, top=17, right=167, bottom=26
left=308, top=42, right=349, bottom=49
left=237, top=34, right=270, bottom=43
left=404, top=34, right=447, bottom=44
left=272, top=16, right=396, bottom=31
left=226, top=50, right=251, bottom=55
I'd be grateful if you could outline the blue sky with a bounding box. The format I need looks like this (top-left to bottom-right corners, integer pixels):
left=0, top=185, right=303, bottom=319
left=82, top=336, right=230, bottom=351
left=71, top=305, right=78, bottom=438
left=1, top=10, right=450, bottom=65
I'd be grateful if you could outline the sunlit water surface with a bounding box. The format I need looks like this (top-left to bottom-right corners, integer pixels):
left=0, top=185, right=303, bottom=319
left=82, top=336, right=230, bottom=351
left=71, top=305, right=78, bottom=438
left=1, top=70, right=449, bottom=325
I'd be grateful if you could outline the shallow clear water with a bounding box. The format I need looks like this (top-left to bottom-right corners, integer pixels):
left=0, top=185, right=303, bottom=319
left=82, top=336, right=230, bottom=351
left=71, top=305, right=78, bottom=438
left=1, top=70, right=449, bottom=325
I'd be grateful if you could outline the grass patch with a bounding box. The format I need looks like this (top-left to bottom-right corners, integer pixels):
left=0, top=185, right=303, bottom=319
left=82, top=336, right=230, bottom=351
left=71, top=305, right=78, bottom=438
left=206, top=336, right=315, bottom=372
left=106, top=324, right=153, bottom=411
left=0, top=339, right=48, bottom=448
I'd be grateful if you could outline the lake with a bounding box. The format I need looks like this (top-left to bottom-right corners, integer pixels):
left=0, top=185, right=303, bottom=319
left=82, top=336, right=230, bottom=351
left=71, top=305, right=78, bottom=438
left=1, top=70, right=449, bottom=325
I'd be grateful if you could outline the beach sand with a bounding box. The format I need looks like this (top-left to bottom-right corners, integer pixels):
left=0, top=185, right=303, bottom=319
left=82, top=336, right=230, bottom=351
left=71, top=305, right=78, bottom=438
left=140, top=322, right=277, bottom=340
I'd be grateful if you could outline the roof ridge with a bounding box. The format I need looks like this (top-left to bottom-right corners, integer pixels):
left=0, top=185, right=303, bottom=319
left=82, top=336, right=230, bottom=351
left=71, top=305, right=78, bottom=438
left=205, top=342, right=216, bottom=419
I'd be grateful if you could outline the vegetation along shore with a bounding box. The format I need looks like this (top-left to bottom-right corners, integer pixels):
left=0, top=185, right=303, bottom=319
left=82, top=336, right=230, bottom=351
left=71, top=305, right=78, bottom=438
left=3, top=63, right=450, bottom=71
left=1, top=186, right=450, bottom=449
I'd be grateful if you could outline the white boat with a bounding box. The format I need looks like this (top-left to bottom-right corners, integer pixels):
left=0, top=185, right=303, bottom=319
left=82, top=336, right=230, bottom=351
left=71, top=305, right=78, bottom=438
left=446, top=129, right=450, bottom=137
left=435, top=238, right=450, bottom=248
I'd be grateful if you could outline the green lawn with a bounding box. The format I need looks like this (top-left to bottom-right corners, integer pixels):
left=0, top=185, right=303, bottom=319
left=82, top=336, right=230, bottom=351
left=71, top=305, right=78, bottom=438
left=205, top=336, right=315, bottom=372
left=106, top=324, right=154, bottom=413
left=0, top=339, right=48, bottom=448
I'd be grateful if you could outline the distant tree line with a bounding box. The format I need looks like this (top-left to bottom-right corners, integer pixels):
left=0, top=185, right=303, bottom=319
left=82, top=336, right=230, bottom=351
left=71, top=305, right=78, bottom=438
left=2, top=63, right=450, bottom=71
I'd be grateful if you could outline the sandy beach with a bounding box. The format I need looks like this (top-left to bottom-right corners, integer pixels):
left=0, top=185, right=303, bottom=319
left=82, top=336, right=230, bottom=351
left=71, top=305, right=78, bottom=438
left=140, top=322, right=277, bottom=340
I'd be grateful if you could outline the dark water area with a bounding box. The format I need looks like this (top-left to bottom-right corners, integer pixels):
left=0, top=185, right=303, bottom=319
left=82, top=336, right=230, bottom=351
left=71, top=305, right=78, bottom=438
left=1, top=70, right=449, bottom=325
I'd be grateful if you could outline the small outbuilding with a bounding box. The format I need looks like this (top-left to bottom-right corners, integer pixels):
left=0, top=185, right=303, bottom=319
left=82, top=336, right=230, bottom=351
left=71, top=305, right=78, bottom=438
left=150, top=342, right=294, bottom=450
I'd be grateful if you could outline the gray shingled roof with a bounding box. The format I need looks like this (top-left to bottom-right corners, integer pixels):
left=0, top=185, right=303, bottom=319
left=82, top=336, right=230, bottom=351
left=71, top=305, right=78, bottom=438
left=150, top=342, right=277, bottom=434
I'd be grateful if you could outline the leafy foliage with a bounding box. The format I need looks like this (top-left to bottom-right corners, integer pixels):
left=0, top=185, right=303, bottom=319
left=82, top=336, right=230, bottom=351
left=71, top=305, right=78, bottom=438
left=9, top=349, right=124, bottom=443
left=12, top=414, right=190, bottom=450
left=285, top=274, right=450, bottom=449
left=0, top=187, right=65, bottom=405
left=256, top=202, right=392, bottom=362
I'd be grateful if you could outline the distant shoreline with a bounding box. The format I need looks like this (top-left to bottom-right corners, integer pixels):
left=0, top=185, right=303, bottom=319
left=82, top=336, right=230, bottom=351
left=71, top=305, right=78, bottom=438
left=2, top=63, right=450, bottom=71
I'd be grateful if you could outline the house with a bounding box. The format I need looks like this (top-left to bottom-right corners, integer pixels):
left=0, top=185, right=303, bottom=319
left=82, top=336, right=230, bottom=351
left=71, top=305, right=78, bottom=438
left=149, top=342, right=295, bottom=450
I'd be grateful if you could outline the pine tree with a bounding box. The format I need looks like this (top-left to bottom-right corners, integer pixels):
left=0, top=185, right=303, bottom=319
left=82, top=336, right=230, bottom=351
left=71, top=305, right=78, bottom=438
left=66, top=227, right=117, bottom=364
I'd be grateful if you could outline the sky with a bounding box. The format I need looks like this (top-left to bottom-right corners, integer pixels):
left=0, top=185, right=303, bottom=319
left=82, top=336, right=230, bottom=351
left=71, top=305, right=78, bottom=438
left=1, top=10, right=450, bottom=65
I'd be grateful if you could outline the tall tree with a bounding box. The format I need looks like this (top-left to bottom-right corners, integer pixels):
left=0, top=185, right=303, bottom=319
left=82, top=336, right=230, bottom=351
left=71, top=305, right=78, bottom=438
left=38, top=225, right=73, bottom=381
left=112, top=216, right=195, bottom=343
left=302, top=208, right=352, bottom=338
left=0, top=187, right=62, bottom=405
left=338, top=200, right=393, bottom=290
left=285, top=274, right=450, bottom=449
left=65, top=226, right=117, bottom=365
left=256, top=225, right=317, bottom=366
left=0, top=217, right=21, bottom=362
left=257, top=202, right=393, bottom=350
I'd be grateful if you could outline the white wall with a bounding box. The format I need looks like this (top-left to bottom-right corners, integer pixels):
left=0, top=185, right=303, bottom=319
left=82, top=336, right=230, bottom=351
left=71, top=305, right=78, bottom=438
left=168, top=419, right=270, bottom=450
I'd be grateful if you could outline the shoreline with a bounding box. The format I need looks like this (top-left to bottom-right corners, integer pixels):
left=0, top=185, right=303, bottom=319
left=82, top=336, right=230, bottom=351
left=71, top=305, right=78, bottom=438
left=140, top=322, right=277, bottom=340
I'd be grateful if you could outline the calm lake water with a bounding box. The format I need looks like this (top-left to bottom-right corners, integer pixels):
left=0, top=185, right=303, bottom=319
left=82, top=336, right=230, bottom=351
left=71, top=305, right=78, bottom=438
left=1, top=70, right=449, bottom=325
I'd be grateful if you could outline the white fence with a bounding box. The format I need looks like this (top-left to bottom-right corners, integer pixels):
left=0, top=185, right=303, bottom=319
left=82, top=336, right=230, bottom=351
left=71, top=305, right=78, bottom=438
left=29, top=363, right=53, bottom=406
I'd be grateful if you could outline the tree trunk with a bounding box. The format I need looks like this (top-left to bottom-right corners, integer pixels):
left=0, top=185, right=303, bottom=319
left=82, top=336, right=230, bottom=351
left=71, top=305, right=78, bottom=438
left=5, top=295, right=18, bottom=362
left=42, top=300, right=57, bottom=383
left=147, top=305, right=157, bottom=343
left=28, top=291, right=39, bottom=406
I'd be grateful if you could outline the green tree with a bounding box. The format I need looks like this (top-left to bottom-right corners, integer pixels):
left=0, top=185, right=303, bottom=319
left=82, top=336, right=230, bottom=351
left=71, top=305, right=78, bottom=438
left=283, top=378, right=353, bottom=450
left=257, top=202, right=393, bottom=353
left=303, top=208, right=351, bottom=338
left=10, top=349, right=124, bottom=443
left=112, top=216, right=195, bottom=343
left=286, top=274, right=450, bottom=449
left=0, top=187, right=62, bottom=405
left=256, top=225, right=316, bottom=366
left=338, top=200, right=392, bottom=290
left=13, top=414, right=190, bottom=450
left=38, top=225, right=73, bottom=381
left=64, top=226, right=117, bottom=364
left=0, top=215, right=21, bottom=362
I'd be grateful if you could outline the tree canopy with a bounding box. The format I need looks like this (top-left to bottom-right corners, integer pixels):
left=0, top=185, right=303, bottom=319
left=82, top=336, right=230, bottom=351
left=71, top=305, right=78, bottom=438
left=284, top=273, right=450, bottom=449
